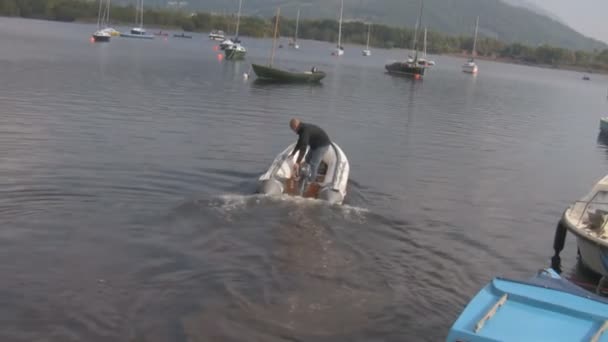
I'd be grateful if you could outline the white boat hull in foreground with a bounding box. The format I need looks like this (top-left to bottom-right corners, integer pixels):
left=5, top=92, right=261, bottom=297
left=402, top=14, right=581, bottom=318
left=257, top=142, right=349, bottom=204
left=561, top=174, right=608, bottom=276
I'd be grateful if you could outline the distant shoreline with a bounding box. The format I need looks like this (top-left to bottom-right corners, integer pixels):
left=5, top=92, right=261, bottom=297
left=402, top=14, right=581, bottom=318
left=3, top=15, right=606, bottom=76
left=447, top=53, right=606, bottom=75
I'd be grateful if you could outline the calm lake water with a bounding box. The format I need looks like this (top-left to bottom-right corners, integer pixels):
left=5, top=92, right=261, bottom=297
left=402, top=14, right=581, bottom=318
left=2, top=17, right=608, bottom=341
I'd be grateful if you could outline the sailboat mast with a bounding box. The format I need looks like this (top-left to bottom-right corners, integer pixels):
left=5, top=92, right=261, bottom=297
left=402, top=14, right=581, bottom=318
left=96, top=0, right=103, bottom=29
left=294, top=8, right=300, bottom=43
left=472, top=16, right=479, bottom=58
left=337, top=0, right=343, bottom=48
left=139, top=0, right=144, bottom=28
left=105, top=0, right=109, bottom=26
left=270, top=7, right=280, bottom=66
left=235, top=0, right=243, bottom=37
left=413, top=0, right=423, bottom=61
left=423, top=27, right=427, bottom=57
left=366, top=23, right=371, bottom=50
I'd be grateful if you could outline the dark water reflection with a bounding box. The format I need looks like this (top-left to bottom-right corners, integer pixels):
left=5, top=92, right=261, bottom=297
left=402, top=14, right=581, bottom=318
left=2, top=17, right=608, bottom=341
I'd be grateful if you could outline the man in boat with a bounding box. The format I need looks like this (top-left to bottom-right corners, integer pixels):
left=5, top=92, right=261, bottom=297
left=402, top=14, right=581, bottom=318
left=289, top=118, right=330, bottom=182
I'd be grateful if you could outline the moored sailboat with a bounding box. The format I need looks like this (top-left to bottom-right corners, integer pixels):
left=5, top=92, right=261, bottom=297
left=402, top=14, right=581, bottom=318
left=385, top=0, right=426, bottom=79
left=92, top=0, right=111, bottom=42
left=417, top=27, right=435, bottom=66
left=252, top=7, right=325, bottom=83
left=120, top=0, right=154, bottom=39
left=288, top=8, right=300, bottom=49
left=331, top=0, right=345, bottom=56
left=224, top=0, right=247, bottom=60
left=362, top=23, right=371, bottom=56
left=462, top=16, right=479, bottom=74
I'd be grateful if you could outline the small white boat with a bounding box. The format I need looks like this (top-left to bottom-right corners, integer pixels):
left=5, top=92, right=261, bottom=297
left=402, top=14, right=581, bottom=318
left=257, top=142, right=349, bottom=205
left=219, top=38, right=235, bottom=50
left=462, top=59, right=478, bottom=74
left=209, top=30, right=225, bottom=41
left=559, top=175, right=608, bottom=288
left=332, top=47, right=345, bottom=56
left=92, top=29, right=111, bottom=42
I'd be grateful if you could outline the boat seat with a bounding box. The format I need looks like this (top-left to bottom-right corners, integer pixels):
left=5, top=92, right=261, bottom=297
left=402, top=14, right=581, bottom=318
left=588, top=210, right=608, bottom=230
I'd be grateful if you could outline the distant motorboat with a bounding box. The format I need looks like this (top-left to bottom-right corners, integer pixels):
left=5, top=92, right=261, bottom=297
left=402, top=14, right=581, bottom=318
left=209, top=30, right=225, bottom=41
left=583, top=75, right=591, bottom=81
left=257, top=142, right=349, bottom=205
left=447, top=268, right=608, bottom=342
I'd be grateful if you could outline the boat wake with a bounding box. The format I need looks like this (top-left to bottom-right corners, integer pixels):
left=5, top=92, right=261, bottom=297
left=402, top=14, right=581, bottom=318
left=175, top=193, right=369, bottom=220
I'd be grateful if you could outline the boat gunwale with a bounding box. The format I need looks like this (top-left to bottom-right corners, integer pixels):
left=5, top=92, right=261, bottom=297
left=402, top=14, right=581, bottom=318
left=563, top=207, right=608, bottom=248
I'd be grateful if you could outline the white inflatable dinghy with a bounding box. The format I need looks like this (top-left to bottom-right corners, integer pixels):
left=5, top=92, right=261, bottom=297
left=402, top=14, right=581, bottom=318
left=257, top=142, right=349, bottom=204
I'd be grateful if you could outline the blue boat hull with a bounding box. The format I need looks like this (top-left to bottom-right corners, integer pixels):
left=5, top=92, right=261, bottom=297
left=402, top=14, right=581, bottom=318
left=447, top=269, right=608, bottom=342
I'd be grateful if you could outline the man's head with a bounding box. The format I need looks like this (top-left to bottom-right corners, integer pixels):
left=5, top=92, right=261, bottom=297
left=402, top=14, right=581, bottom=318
left=289, top=118, right=301, bottom=132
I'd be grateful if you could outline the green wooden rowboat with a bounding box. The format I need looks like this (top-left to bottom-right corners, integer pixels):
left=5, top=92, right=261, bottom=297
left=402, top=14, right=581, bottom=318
left=251, top=64, right=326, bottom=83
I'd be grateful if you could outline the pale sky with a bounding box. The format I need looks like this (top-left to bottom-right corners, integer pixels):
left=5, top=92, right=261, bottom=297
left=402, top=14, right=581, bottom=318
left=527, top=0, right=608, bottom=44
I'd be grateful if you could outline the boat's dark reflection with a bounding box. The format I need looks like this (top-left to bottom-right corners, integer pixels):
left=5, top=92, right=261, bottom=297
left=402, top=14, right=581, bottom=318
left=251, top=79, right=324, bottom=88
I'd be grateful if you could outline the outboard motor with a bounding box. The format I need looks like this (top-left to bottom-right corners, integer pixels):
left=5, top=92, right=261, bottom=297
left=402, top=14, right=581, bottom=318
left=298, top=164, right=311, bottom=196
